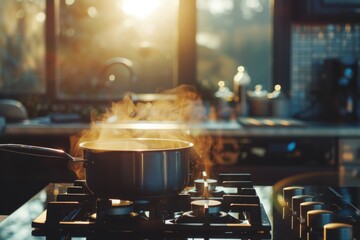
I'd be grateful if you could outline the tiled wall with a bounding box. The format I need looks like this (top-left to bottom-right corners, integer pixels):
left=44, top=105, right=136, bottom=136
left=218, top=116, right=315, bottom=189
left=290, top=23, right=360, bottom=118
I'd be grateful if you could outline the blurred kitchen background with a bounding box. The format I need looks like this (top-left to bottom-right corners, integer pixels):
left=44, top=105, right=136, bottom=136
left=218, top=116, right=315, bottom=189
left=1, top=0, right=359, bottom=121
left=1, top=0, right=272, bottom=117
left=1, top=0, right=360, bottom=214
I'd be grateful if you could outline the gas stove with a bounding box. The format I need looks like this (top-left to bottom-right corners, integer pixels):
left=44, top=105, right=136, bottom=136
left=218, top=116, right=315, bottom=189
left=1, top=173, right=360, bottom=240
left=31, top=173, right=272, bottom=239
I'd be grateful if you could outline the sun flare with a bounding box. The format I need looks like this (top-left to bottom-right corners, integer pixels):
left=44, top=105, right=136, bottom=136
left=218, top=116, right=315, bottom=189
left=121, top=0, right=161, bottom=19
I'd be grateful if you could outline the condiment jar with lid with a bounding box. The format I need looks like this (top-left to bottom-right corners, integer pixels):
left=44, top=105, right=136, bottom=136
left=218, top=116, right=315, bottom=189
left=247, top=84, right=270, bottom=116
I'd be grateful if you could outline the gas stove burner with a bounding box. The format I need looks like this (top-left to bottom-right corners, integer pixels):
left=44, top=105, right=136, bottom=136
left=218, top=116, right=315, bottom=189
left=94, top=198, right=143, bottom=224
left=107, top=199, right=134, bottom=215
left=191, top=199, right=222, bottom=216
left=194, top=179, right=218, bottom=192
left=175, top=211, right=233, bottom=224
left=188, top=178, right=224, bottom=197
left=174, top=199, right=236, bottom=224
left=32, top=173, right=272, bottom=239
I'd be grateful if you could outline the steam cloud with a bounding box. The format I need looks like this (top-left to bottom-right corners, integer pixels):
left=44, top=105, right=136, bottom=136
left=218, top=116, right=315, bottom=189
left=70, top=85, right=213, bottom=179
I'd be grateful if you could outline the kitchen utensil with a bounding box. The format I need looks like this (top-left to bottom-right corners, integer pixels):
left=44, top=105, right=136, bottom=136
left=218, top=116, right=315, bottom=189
left=247, top=85, right=271, bottom=116
left=0, top=138, right=193, bottom=199
left=0, top=99, right=28, bottom=122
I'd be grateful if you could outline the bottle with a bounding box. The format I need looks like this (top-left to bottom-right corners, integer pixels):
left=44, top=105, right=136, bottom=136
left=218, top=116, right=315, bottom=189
left=233, top=66, right=251, bottom=116
left=214, top=80, right=234, bottom=120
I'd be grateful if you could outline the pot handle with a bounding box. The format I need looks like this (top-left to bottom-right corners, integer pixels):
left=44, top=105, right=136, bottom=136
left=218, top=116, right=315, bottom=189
left=0, top=144, right=86, bottom=162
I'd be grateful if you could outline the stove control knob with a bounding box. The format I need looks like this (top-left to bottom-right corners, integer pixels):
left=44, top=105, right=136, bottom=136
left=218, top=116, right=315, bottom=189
left=282, top=186, right=305, bottom=220
left=292, top=195, right=315, bottom=217
left=300, top=201, right=325, bottom=223
left=307, top=209, right=334, bottom=239
left=307, top=210, right=333, bottom=229
left=300, top=202, right=325, bottom=239
left=291, top=195, right=315, bottom=232
left=324, top=223, right=353, bottom=240
left=283, top=186, right=305, bottom=209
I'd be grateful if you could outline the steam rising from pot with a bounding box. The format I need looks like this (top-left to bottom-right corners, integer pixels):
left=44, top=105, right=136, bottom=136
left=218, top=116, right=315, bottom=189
left=70, top=85, right=213, bottom=179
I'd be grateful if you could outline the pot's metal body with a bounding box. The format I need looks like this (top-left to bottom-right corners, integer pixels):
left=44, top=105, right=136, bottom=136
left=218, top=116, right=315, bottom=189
left=0, top=138, right=193, bottom=199
left=81, top=139, right=193, bottom=199
left=83, top=145, right=190, bottom=199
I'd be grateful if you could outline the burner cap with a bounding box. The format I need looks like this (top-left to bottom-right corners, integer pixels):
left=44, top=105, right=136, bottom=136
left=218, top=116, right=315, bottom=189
left=106, top=199, right=134, bottom=216
left=194, top=179, right=218, bottom=192
left=191, top=199, right=221, bottom=216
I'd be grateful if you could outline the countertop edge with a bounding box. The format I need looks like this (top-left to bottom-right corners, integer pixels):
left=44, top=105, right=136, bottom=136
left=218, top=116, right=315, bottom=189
left=3, top=120, right=360, bottom=137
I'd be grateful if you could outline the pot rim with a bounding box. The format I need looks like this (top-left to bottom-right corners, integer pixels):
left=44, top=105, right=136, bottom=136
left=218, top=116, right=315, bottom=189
left=79, top=138, right=194, bottom=152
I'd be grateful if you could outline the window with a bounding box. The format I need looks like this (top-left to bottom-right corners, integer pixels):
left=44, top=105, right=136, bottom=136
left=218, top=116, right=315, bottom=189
left=0, top=0, right=272, bottom=112
left=0, top=0, right=46, bottom=95
left=56, top=0, right=177, bottom=100
left=196, top=0, right=272, bottom=99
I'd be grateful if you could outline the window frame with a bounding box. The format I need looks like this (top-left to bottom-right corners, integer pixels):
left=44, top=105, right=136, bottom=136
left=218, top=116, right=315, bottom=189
left=42, top=0, right=196, bottom=104
left=2, top=0, right=280, bottom=104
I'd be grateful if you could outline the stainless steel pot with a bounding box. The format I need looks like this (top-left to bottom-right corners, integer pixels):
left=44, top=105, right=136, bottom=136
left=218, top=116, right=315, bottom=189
left=0, top=138, right=193, bottom=199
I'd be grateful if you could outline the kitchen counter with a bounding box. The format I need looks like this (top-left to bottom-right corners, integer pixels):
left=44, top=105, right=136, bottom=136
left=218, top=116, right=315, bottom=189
left=3, top=117, right=360, bottom=137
